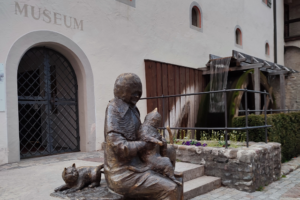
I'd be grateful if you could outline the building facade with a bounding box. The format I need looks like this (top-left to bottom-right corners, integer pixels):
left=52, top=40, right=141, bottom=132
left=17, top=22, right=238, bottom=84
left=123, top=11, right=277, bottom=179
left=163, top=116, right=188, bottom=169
left=283, top=0, right=300, bottom=110
left=0, top=0, right=286, bottom=165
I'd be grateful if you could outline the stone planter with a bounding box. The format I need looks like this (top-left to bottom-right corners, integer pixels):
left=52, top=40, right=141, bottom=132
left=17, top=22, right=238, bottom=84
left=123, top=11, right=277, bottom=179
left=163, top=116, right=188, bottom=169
left=172, top=142, right=281, bottom=192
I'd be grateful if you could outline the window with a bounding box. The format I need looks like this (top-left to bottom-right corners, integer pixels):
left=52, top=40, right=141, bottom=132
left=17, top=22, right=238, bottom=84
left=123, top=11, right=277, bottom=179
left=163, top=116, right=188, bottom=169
left=116, top=0, right=135, bottom=8
left=191, top=6, right=201, bottom=28
left=190, top=2, right=202, bottom=31
left=235, top=28, right=242, bottom=45
left=262, top=0, right=272, bottom=8
left=265, top=43, right=270, bottom=55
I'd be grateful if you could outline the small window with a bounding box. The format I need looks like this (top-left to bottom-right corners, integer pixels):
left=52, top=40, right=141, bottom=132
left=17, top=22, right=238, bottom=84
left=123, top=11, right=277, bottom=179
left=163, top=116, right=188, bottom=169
left=116, top=0, right=135, bottom=7
left=191, top=6, right=201, bottom=28
left=235, top=28, right=242, bottom=45
left=262, top=0, right=272, bottom=8
left=265, top=43, right=270, bottom=55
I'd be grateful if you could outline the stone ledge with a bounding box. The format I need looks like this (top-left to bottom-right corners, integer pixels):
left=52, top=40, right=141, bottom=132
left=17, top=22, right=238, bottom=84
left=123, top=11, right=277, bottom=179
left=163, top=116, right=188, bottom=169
left=281, top=156, right=300, bottom=176
left=172, top=142, right=281, bottom=192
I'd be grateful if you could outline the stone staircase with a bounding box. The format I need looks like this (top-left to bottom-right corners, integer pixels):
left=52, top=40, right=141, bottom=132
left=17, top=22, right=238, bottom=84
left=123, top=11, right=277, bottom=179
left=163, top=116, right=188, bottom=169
left=175, top=162, right=221, bottom=200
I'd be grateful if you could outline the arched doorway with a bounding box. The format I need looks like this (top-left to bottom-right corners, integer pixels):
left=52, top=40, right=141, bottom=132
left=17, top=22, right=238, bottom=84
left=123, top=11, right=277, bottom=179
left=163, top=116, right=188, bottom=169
left=17, top=47, right=80, bottom=158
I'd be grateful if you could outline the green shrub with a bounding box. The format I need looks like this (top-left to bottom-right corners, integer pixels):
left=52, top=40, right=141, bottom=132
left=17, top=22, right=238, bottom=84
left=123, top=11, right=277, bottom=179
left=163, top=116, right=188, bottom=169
left=233, top=112, right=300, bottom=162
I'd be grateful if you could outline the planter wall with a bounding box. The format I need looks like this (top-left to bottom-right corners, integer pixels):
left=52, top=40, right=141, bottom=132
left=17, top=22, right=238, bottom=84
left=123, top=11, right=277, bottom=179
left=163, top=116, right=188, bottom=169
left=173, top=142, right=281, bottom=192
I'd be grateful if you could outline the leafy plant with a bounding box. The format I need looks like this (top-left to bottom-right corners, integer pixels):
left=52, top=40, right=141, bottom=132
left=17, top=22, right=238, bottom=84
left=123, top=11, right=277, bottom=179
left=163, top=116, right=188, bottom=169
left=233, top=112, right=300, bottom=162
left=218, top=141, right=226, bottom=146
left=256, top=186, right=264, bottom=191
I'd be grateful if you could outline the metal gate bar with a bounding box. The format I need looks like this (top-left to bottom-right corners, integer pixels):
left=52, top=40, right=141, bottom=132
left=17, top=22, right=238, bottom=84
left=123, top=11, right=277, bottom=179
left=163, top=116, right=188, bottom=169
left=18, top=47, right=80, bottom=159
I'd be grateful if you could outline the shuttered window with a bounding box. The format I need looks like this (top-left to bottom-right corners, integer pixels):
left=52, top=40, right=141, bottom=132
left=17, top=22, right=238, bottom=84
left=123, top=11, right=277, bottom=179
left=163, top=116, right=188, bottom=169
left=267, top=0, right=272, bottom=8
left=263, top=0, right=272, bottom=8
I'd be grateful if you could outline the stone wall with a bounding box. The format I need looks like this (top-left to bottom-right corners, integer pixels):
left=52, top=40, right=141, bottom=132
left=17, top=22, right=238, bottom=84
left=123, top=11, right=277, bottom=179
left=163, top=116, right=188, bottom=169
left=174, top=142, right=281, bottom=192
left=269, top=46, right=300, bottom=110
left=284, top=47, right=300, bottom=110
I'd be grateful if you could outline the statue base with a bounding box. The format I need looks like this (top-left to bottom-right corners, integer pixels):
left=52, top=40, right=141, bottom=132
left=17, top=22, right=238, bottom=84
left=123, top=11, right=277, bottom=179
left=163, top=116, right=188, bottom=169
left=50, top=180, right=123, bottom=200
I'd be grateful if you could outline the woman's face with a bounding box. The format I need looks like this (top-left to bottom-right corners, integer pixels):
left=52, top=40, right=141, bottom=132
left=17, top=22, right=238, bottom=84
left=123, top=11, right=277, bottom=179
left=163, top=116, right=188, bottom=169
left=129, top=90, right=142, bottom=106
left=113, top=73, right=143, bottom=105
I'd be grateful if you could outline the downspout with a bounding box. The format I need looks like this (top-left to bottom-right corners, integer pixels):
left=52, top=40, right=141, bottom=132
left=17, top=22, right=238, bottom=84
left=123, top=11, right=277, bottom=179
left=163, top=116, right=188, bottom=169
left=273, top=0, right=285, bottom=110
left=273, top=0, right=277, bottom=63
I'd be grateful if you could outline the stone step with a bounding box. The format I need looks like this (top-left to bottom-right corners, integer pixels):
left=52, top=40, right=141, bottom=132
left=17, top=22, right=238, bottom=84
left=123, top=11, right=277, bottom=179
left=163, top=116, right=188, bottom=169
left=175, top=162, right=204, bottom=182
left=183, top=176, right=221, bottom=200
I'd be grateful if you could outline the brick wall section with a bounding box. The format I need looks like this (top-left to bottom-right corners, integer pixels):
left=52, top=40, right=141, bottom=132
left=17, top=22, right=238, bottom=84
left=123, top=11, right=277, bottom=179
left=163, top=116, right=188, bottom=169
left=285, top=47, right=300, bottom=110
left=269, top=47, right=300, bottom=110
left=173, top=142, right=281, bottom=192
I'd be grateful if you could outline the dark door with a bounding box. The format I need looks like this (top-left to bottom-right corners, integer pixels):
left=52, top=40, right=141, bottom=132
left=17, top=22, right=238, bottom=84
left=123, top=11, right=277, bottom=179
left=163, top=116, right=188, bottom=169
left=18, top=47, right=80, bottom=158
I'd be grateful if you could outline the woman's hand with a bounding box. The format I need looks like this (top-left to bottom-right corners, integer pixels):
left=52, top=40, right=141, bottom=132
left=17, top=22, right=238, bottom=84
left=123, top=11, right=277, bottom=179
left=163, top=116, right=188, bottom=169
left=157, top=141, right=164, bottom=146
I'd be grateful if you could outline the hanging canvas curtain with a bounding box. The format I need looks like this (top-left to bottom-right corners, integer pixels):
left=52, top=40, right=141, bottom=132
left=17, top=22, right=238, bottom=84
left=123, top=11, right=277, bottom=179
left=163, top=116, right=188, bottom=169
left=209, top=57, right=231, bottom=113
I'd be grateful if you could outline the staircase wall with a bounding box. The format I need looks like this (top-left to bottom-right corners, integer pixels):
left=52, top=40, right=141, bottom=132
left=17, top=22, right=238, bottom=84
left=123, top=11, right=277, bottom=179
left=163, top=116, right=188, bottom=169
left=173, top=142, right=281, bottom=192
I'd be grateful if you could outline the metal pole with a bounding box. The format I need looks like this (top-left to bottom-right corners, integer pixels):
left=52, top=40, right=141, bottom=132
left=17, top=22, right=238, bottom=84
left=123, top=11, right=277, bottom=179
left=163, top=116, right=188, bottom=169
left=162, top=94, right=165, bottom=138
left=224, top=89, right=228, bottom=149
left=245, top=88, right=249, bottom=148
left=271, top=108, right=273, bottom=114
left=44, top=50, right=53, bottom=154
left=264, top=90, right=268, bottom=143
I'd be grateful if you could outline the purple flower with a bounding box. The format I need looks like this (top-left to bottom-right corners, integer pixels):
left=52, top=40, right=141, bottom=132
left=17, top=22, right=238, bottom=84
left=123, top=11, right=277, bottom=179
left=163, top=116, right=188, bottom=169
left=202, top=143, right=207, bottom=147
left=195, top=142, right=201, bottom=146
left=182, top=141, right=185, bottom=145
left=185, top=141, right=191, bottom=146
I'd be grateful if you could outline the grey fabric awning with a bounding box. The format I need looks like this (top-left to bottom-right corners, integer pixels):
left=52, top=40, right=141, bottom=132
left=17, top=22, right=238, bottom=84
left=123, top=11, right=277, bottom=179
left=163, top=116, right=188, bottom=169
left=201, top=50, right=298, bottom=75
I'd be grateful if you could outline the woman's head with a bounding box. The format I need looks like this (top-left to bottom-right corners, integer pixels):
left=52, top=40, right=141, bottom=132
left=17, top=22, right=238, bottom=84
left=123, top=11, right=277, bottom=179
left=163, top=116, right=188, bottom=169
left=114, top=73, right=142, bottom=106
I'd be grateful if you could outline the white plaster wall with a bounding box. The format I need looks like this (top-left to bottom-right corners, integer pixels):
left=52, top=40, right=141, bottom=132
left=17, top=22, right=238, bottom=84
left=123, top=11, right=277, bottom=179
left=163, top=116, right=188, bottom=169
left=0, top=0, right=284, bottom=164
left=277, top=0, right=285, bottom=65
left=0, top=113, right=8, bottom=164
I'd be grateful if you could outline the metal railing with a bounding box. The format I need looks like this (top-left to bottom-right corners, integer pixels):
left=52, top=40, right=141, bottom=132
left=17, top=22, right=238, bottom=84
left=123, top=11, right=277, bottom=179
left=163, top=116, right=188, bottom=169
left=140, top=88, right=272, bottom=148
left=239, top=109, right=300, bottom=114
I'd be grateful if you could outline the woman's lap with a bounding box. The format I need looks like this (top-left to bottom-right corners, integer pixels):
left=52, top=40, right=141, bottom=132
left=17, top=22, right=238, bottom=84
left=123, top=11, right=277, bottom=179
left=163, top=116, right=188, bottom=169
left=110, top=170, right=177, bottom=199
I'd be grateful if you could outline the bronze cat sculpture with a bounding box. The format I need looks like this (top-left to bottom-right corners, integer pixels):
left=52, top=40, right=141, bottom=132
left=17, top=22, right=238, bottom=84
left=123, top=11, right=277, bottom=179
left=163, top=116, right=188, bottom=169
left=54, top=163, right=104, bottom=194
left=128, top=108, right=182, bottom=186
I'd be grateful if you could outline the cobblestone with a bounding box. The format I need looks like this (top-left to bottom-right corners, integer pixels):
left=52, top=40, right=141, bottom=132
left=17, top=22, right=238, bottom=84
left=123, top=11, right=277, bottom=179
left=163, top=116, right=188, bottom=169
left=193, top=168, right=300, bottom=200
left=0, top=151, right=103, bottom=172
left=1, top=151, right=300, bottom=199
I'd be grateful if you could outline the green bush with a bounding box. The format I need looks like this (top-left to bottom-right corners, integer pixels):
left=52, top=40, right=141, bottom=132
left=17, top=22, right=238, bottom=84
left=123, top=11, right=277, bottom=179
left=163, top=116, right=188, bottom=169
left=233, top=112, right=300, bottom=162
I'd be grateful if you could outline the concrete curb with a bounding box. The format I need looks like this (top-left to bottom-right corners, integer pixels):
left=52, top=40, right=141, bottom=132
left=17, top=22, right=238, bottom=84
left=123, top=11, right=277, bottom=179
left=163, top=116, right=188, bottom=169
left=281, top=156, right=300, bottom=176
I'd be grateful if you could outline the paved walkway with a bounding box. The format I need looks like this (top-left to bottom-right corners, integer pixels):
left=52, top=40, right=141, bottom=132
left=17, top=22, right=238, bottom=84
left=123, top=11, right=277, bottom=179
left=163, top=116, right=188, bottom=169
left=1, top=151, right=300, bottom=200
left=0, top=151, right=103, bottom=200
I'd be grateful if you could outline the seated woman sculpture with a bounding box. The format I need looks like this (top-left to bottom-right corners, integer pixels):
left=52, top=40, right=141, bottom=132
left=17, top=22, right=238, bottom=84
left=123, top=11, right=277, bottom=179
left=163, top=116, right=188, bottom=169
left=104, top=73, right=182, bottom=200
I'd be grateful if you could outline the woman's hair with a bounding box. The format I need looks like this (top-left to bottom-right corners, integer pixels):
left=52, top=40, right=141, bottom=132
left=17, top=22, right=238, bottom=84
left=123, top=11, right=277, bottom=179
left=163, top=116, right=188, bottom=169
left=114, top=73, right=142, bottom=103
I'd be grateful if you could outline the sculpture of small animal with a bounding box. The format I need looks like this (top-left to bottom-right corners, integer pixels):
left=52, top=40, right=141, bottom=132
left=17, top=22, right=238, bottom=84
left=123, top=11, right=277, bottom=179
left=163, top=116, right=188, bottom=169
left=128, top=108, right=182, bottom=186
left=54, top=163, right=104, bottom=194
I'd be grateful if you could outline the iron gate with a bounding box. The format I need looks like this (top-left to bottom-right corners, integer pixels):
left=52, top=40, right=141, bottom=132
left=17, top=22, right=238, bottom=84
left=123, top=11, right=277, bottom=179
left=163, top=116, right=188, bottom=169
left=18, top=47, right=80, bottom=158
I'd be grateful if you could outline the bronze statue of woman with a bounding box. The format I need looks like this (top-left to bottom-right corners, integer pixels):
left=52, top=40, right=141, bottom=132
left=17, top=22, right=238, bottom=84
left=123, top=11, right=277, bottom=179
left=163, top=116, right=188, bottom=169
left=103, top=73, right=182, bottom=200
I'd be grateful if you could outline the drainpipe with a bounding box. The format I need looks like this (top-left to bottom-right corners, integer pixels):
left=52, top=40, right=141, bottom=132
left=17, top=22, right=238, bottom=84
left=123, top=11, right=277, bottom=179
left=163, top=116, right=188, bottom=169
left=273, top=0, right=277, bottom=63
left=273, top=0, right=285, bottom=110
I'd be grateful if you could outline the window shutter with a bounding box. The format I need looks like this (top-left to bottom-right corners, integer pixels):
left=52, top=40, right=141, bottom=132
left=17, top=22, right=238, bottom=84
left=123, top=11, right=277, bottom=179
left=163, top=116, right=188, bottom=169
left=267, top=0, right=272, bottom=8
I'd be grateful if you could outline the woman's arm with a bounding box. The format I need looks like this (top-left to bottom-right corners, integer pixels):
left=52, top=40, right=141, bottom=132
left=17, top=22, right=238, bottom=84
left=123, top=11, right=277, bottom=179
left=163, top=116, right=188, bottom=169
left=143, top=136, right=163, bottom=146
left=107, top=132, right=146, bottom=158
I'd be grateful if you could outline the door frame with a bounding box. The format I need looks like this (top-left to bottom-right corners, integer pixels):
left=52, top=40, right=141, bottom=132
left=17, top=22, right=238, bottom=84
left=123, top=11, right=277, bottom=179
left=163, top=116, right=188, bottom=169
left=5, top=31, right=96, bottom=163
